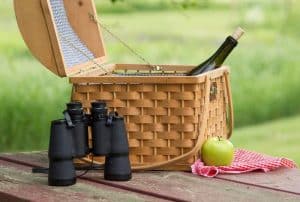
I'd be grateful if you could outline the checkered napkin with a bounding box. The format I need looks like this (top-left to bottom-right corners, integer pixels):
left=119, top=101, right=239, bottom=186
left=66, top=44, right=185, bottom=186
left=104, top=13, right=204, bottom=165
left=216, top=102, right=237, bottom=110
left=191, top=149, right=297, bottom=177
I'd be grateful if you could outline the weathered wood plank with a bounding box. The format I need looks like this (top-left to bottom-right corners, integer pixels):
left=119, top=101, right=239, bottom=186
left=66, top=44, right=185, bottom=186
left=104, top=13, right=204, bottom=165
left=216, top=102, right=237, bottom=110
left=0, top=191, right=29, bottom=202
left=85, top=171, right=300, bottom=202
left=0, top=159, right=163, bottom=202
left=0, top=151, right=48, bottom=167
left=1, top=152, right=300, bottom=202
left=216, top=168, right=300, bottom=195
left=0, top=153, right=182, bottom=202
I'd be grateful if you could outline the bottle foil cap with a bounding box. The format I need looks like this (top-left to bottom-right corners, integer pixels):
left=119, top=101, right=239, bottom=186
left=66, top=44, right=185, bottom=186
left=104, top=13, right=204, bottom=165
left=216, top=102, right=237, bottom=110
left=231, top=27, right=245, bottom=41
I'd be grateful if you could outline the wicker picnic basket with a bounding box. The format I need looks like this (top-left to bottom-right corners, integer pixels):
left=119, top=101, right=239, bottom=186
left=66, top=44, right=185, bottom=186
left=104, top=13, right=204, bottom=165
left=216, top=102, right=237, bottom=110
left=14, top=0, right=233, bottom=171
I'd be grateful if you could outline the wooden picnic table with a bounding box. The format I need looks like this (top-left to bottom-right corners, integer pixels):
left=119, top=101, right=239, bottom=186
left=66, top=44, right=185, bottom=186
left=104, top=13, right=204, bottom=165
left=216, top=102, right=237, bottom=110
left=0, top=152, right=299, bottom=202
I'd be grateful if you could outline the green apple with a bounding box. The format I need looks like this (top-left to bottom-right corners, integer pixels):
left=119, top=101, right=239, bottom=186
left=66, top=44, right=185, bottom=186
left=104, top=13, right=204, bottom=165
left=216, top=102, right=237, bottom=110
left=201, top=136, right=234, bottom=166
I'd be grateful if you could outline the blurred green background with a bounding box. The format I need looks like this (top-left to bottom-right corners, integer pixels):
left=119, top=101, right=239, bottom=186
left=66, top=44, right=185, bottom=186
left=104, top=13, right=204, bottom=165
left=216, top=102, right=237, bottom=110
left=0, top=0, right=299, bottom=164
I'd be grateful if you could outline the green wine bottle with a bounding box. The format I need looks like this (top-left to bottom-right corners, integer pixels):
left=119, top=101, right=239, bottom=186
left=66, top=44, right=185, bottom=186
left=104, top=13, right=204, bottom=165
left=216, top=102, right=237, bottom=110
left=187, top=27, right=244, bottom=76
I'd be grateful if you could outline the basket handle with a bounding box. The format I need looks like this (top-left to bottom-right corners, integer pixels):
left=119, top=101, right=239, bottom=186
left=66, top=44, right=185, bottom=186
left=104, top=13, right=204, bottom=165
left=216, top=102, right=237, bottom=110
left=224, top=72, right=234, bottom=138
left=131, top=77, right=212, bottom=171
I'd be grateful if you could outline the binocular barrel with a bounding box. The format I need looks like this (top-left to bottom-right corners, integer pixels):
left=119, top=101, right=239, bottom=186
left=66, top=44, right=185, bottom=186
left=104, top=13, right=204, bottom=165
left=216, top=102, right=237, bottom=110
left=66, top=102, right=89, bottom=157
left=91, top=101, right=132, bottom=181
left=104, top=115, right=132, bottom=181
left=91, top=101, right=111, bottom=156
left=110, top=116, right=129, bottom=155
left=48, top=119, right=74, bottom=160
left=48, top=119, right=76, bottom=186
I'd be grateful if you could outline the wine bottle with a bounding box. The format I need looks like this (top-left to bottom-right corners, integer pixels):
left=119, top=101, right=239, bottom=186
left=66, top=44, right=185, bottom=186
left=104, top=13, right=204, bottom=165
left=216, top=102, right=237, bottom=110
left=187, top=27, right=244, bottom=76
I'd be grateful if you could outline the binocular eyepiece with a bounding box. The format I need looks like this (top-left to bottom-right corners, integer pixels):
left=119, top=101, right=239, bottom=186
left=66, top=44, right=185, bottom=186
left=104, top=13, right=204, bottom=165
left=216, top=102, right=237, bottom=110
left=48, top=101, right=132, bottom=186
left=91, top=101, right=107, bottom=119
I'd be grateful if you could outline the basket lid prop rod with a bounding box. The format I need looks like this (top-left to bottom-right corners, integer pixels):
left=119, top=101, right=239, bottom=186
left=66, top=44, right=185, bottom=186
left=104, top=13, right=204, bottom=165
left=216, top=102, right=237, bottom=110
left=59, top=35, right=110, bottom=75
left=88, top=13, right=162, bottom=72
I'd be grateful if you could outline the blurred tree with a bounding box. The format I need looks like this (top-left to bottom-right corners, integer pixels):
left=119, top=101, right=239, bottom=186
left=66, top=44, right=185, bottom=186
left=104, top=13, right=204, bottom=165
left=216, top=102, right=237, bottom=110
left=282, top=0, right=299, bottom=37
left=109, top=0, right=211, bottom=8
left=110, top=0, right=123, bottom=3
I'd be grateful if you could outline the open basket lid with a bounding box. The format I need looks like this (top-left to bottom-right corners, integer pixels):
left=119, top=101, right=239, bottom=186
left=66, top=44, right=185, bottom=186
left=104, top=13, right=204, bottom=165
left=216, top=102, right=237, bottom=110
left=14, top=0, right=109, bottom=77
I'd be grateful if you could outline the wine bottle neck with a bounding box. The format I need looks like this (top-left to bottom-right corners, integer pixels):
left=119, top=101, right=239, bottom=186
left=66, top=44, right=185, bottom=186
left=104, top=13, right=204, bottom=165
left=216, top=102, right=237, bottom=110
left=210, top=36, right=237, bottom=66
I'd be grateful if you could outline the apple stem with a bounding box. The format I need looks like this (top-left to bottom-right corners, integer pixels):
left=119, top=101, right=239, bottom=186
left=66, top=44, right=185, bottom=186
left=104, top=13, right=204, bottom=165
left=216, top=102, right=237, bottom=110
left=217, top=136, right=221, bottom=141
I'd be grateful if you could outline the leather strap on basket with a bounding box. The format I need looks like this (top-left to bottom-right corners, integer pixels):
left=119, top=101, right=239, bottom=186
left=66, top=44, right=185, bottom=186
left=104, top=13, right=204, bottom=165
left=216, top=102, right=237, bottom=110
left=223, top=72, right=234, bottom=138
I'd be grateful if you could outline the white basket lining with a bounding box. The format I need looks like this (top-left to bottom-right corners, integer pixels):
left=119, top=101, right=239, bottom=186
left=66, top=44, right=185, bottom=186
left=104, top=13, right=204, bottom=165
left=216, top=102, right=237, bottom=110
left=50, top=0, right=95, bottom=68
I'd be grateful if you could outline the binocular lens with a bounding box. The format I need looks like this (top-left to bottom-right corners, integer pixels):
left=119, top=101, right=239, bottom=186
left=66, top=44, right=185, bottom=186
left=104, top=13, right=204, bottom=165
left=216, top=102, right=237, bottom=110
left=48, top=160, right=76, bottom=186
left=104, top=155, right=132, bottom=181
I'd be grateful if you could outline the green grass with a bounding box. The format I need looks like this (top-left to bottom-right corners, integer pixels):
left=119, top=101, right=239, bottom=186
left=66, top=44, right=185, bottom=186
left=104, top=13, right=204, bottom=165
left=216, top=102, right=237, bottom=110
left=0, top=0, right=300, bottom=161
left=232, top=115, right=300, bottom=166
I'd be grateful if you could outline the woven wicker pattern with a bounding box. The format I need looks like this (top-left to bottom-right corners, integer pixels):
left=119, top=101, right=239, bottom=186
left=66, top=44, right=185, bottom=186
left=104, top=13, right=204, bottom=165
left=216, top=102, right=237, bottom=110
left=72, top=72, right=230, bottom=170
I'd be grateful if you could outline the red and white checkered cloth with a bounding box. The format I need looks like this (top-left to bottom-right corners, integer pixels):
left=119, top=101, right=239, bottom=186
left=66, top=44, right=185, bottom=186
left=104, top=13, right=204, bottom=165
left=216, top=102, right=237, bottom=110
left=191, top=149, right=297, bottom=177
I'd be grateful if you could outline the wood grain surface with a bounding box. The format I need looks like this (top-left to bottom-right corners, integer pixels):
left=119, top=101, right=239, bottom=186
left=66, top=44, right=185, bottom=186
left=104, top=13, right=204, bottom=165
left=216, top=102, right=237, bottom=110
left=0, top=152, right=299, bottom=202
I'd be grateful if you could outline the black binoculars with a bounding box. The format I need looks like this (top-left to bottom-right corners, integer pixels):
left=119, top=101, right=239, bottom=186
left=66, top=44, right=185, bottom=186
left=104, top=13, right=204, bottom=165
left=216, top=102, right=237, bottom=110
left=48, top=101, right=131, bottom=186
